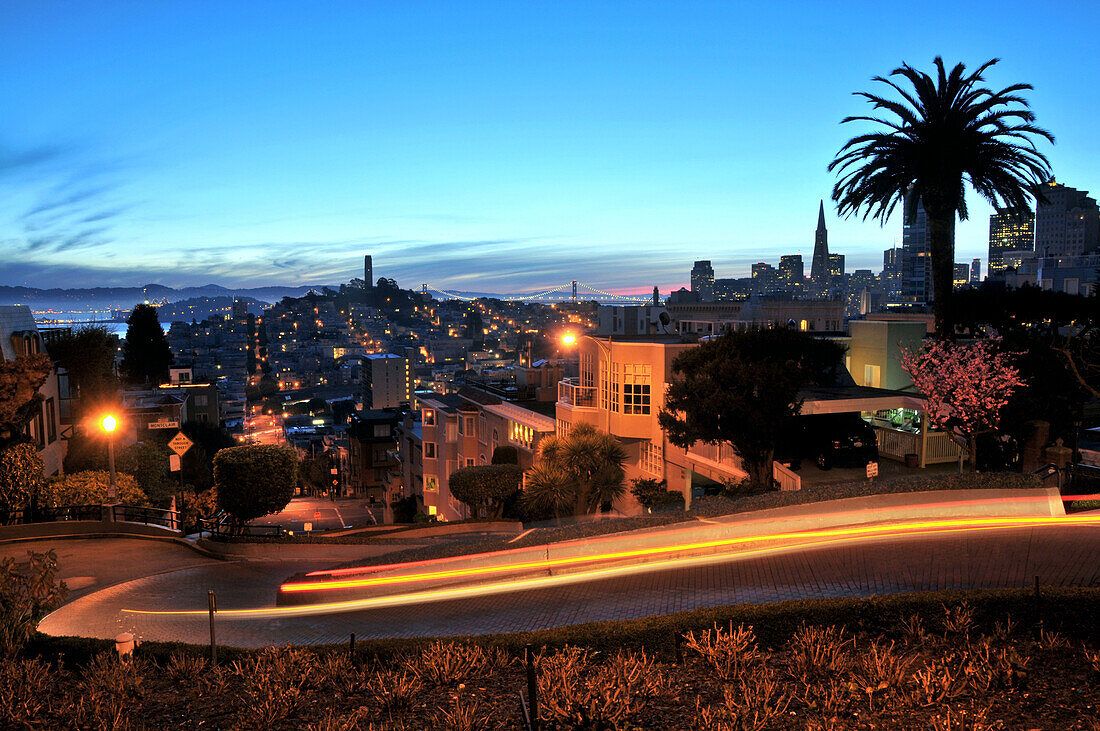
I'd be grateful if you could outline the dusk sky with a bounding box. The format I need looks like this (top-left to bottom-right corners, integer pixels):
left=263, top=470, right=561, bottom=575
left=2, top=0, right=1097, bottom=294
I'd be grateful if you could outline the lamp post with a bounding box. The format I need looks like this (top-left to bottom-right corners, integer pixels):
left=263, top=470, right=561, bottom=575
left=100, top=414, right=119, bottom=507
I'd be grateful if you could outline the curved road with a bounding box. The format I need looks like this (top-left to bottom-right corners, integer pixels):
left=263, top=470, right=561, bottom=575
left=35, top=523, right=1100, bottom=648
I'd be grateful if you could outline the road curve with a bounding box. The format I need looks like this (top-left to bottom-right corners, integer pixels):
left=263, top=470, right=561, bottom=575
left=38, top=523, right=1100, bottom=648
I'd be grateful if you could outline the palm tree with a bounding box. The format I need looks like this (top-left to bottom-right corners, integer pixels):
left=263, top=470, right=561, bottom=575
left=829, top=57, right=1053, bottom=338
left=523, top=423, right=627, bottom=517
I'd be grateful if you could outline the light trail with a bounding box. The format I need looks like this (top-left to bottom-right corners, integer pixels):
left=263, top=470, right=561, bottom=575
left=278, top=514, right=1100, bottom=593
left=117, top=514, right=1100, bottom=620
left=301, top=494, right=1100, bottom=581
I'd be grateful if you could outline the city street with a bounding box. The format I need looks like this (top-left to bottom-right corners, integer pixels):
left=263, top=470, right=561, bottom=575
left=35, top=522, right=1100, bottom=648
left=248, top=496, right=381, bottom=531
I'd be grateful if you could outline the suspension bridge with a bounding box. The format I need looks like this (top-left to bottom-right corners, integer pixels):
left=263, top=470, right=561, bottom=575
left=420, top=280, right=654, bottom=303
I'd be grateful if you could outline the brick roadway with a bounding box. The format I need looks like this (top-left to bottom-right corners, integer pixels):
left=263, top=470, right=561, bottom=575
left=38, top=524, right=1100, bottom=648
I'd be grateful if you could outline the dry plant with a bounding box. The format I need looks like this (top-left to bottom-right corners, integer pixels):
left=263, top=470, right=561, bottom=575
left=308, top=706, right=411, bottom=731
left=230, top=646, right=318, bottom=728
left=406, top=641, right=501, bottom=685
left=1036, top=626, right=1069, bottom=650
left=691, top=667, right=792, bottom=731
left=0, top=655, right=55, bottom=727
left=537, top=647, right=664, bottom=729
left=435, top=694, right=499, bottom=731
left=1082, top=643, right=1100, bottom=675
left=911, top=660, right=968, bottom=706
left=795, top=676, right=849, bottom=718
left=926, top=703, right=1002, bottom=731
left=787, top=624, right=853, bottom=681
left=683, top=623, right=761, bottom=681
left=367, top=667, right=424, bottom=711
left=942, top=601, right=975, bottom=637
left=73, top=652, right=148, bottom=731
left=315, top=651, right=369, bottom=696
left=850, top=640, right=913, bottom=712
left=990, top=615, right=1017, bottom=642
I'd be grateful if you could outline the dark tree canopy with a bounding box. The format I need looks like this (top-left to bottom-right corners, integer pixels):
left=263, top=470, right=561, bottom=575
left=0, top=354, right=52, bottom=449
left=830, top=57, right=1053, bottom=338
left=121, top=304, right=174, bottom=385
left=46, top=326, right=118, bottom=417
left=448, top=463, right=523, bottom=519
left=213, top=444, right=297, bottom=529
left=659, top=329, right=847, bottom=488
left=490, top=445, right=520, bottom=465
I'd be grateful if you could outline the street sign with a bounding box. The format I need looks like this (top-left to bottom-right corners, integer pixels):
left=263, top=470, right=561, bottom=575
left=303, top=522, right=313, bottom=533
left=149, top=420, right=180, bottom=430
left=169, top=454, right=181, bottom=472
left=168, top=432, right=194, bottom=456
left=866, top=461, right=879, bottom=478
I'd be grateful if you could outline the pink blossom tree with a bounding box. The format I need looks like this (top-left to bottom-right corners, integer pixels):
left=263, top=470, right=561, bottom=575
left=899, top=339, right=1026, bottom=470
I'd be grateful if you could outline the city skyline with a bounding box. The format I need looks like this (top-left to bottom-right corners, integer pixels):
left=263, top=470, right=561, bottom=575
left=2, top=1, right=1098, bottom=292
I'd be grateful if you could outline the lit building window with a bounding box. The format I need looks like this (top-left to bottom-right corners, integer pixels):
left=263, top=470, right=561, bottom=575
left=622, top=364, right=652, bottom=415
left=423, top=409, right=436, bottom=426
left=640, top=441, right=663, bottom=476
left=510, top=421, right=534, bottom=449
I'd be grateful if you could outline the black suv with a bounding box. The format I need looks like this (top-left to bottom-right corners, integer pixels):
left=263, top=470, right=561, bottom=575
left=778, top=413, right=879, bottom=471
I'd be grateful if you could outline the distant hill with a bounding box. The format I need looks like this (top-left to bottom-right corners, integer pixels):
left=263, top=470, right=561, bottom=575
left=0, top=283, right=332, bottom=311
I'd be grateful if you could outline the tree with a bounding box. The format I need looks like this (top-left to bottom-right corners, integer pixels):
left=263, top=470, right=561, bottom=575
left=490, top=445, right=519, bottom=465
left=830, top=57, right=1053, bottom=339
left=41, top=471, right=147, bottom=507
left=659, top=329, right=846, bottom=488
left=523, top=423, right=626, bottom=517
left=213, top=444, right=297, bottom=531
left=0, top=354, right=52, bottom=449
left=116, top=441, right=173, bottom=506
left=0, top=444, right=43, bottom=524
left=899, top=339, right=1026, bottom=470
left=44, top=325, right=118, bottom=418
left=0, top=549, right=67, bottom=654
left=449, top=464, right=523, bottom=519
left=120, top=304, right=174, bottom=384
left=629, top=477, right=684, bottom=512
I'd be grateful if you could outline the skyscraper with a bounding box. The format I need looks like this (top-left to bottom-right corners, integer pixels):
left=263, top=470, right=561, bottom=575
left=690, top=260, right=715, bottom=301
left=953, top=263, right=970, bottom=288
left=882, top=246, right=902, bottom=301
left=988, top=210, right=1034, bottom=274
left=971, top=259, right=981, bottom=284
left=901, top=191, right=932, bottom=304
left=778, top=255, right=804, bottom=290
left=1034, top=182, right=1100, bottom=258
left=810, top=200, right=830, bottom=289
left=751, top=262, right=778, bottom=295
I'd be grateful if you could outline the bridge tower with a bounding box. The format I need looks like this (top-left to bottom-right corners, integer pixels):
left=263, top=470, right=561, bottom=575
left=421, top=283, right=427, bottom=295
left=572, top=280, right=577, bottom=302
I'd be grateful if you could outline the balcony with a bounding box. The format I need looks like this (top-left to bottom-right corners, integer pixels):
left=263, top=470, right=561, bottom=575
left=557, top=378, right=597, bottom=409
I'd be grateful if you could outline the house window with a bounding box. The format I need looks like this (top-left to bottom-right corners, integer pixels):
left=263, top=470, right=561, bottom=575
left=510, top=421, right=534, bottom=449
left=622, top=364, right=651, bottom=415
left=373, top=424, right=391, bottom=438
left=424, top=475, right=439, bottom=492
left=45, top=398, right=56, bottom=444
left=465, top=458, right=475, bottom=467
left=194, top=394, right=208, bottom=407
left=423, top=409, right=436, bottom=426
left=640, top=441, right=663, bottom=476
left=425, top=442, right=437, bottom=459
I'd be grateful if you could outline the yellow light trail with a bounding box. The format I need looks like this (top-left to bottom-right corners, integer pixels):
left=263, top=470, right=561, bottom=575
left=119, top=515, right=1100, bottom=620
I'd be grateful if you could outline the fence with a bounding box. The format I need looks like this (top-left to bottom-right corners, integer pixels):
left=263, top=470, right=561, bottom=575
left=873, top=426, right=964, bottom=467
left=198, top=518, right=286, bottom=539
left=2, top=504, right=181, bottom=531
left=772, top=460, right=801, bottom=491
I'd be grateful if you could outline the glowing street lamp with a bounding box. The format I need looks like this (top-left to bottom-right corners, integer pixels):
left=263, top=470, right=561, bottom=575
left=561, top=333, right=576, bottom=346
left=100, top=414, right=119, bottom=506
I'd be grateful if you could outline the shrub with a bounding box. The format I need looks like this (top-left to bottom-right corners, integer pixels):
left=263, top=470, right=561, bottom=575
left=214, top=444, right=297, bottom=530
left=0, top=443, right=43, bottom=523
left=490, top=445, right=519, bottom=465
left=448, top=464, right=522, bottom=518
left=629, top=478, right=685, bottom=512
left=41, top=471, right=147, bottom=507
left=0, top=550, right=67, bottom=655
left=116, top=441, right=174, bottom=506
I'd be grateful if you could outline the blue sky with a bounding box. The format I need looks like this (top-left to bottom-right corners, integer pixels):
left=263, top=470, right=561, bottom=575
left=1, top=0, right=1097, bottom=293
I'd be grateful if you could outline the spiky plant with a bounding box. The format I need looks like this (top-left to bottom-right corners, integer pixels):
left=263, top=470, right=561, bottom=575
left=829, top=57, right=1053, bottom=338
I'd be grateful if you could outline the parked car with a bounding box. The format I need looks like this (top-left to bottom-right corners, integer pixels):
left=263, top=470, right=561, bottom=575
left=778, top=413, right=879, bottom=471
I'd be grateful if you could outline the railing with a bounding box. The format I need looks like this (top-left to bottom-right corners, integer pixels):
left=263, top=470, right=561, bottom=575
left=111, top=505, right=181, bottom=531
left=873, top=426, right=964, bottom=467
left=557, top=378, right=597, bottom=408
left=3, top=504, right=102, bottom=526
left=686, top=441, right=745, bottom=475
left=924, top=431, right=964, bottom=464
left=773, top=461, right=801, bottom=491
left=198, top=518, right=287, bottom=539
left=874, top=427, right=922, bottom=462
left=1, top=504, right=180, bottom=531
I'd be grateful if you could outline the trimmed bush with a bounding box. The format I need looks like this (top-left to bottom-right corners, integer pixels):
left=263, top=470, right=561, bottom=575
left=490, top=445, right=519, bottom=465
left=0, top=443, right=43, bottom=522
left=213, top=444, right=297, bottom=530
left=41, top=471, right=146, bottom=507
left=449, top=463, right=523, bottom=518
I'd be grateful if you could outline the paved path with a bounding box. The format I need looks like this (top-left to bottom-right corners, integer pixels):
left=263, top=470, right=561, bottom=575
left=38, top=524, right=1100, bottom=648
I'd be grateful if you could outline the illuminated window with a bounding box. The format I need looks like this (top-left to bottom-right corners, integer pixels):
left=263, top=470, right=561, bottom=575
left=423, top=409, right=436, bottom=426
left=510, top=421, right=534, bottom=449
left=640, top=441, right=663, bottom=476
left=622, top=364, right=651, bottom=415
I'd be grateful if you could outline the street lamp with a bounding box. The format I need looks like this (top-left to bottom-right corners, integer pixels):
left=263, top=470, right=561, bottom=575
left=100, top=414, right=119, bottom=506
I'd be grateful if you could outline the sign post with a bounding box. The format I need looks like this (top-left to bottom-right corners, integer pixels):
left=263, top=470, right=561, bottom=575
left=168, top=432, right=194, bottom=457
left=866, top=461, right=879, bottom=482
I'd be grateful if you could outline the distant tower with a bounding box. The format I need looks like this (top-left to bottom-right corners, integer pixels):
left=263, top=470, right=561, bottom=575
left=690, top=261, right=715, bottom=301
left=572, top=280, right=577, bottom=302
left=970, top=258, right=981, bottom=284
left=364, top=255, right=374, bottom=288
left=652, top=286, right=660, bottom=305
left=810, top=200, right=830, bottom=289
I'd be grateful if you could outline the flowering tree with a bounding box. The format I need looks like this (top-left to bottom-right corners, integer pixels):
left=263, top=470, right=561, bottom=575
left=899, top=339, right=1026, bottom=469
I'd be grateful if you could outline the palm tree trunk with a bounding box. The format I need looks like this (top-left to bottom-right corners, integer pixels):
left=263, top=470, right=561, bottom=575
left=928, top=213, right=956, bottom=340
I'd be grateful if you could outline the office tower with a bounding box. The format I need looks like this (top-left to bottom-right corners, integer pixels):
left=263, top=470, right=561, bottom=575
left=361, top=353, right=412, bottom=409
left=988, top=210, right=1034, bottom=274
left=751, top=262, right=778, bottom=295
left=901, top=191, right=933, bottom=303
left=827, top=253, right=844, bottom=279
left=778, top=255, right=804, bottom=290
left=810, top=200, right=830, bottom=289
left=690, top=260, right=715, bottom=301
left=231, top=298, right=248, bottom=319
left=882, top=246, right=902, bottom=300
left=1034, top=182, right=1100, bottom=258
left=971, top=258, right=980, bottom=283
left=364, top=255, right=374, bottom=288
left=953, top=263, right=970, bottom=288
